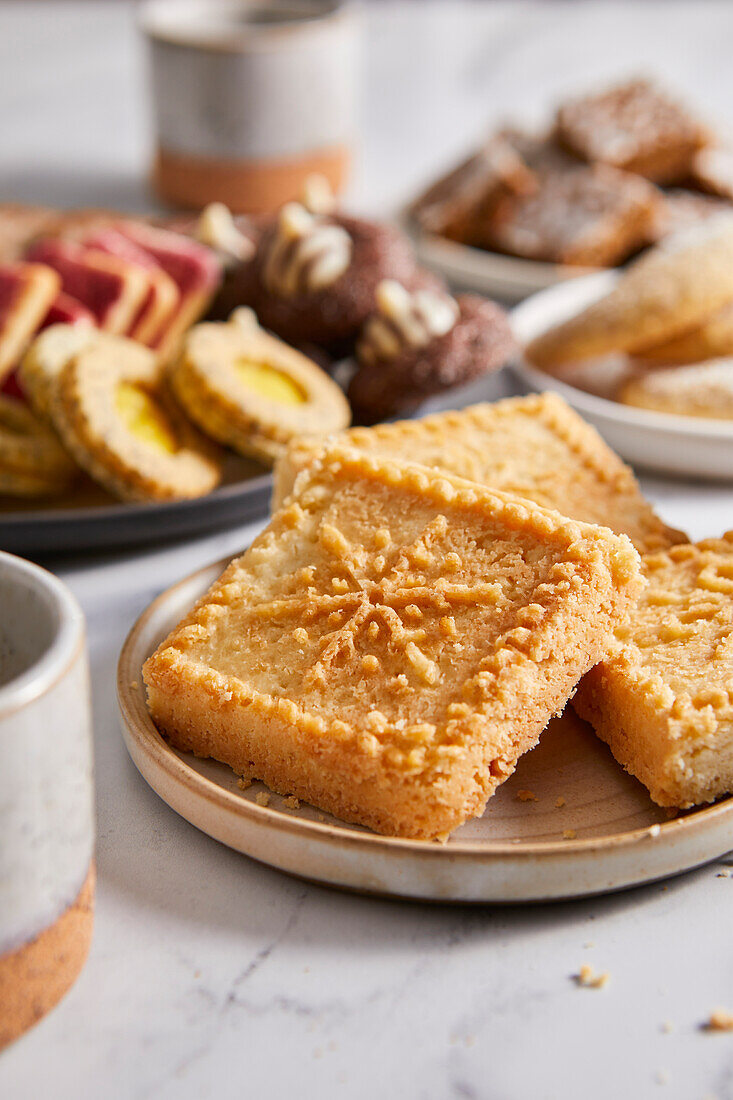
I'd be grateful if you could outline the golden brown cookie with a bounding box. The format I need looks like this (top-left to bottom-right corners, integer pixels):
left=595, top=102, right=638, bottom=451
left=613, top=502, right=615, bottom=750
left=169, top=309, right=350, bottom=465
left=574, top=536, right=733, bottom=807
left=272, top=393, right=685, bottom=556
left=0, top=394, right=77, bottom=496
left=19, top=323, right=99, bottom=420
left=144, top=445, right=642, bottom=839
left=50, top=335, right=222, bottom=501
left=526, top=215, right=733, bottom=370
left=633, top=301, right=733, bottom=366
left=618, top=358, right=733, bottom=419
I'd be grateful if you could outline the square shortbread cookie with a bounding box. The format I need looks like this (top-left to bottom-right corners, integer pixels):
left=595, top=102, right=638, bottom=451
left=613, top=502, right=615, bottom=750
left=272, top=393, right=685, bottom=556
left=144, top=446, right=642, bottom=838
left=575, top=536, right=733, bottom=807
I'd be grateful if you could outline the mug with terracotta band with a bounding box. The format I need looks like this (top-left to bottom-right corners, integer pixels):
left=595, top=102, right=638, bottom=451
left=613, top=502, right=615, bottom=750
left=0, top=552, right=94, bottom=1050
left=142, top=0, right=357, bottom=213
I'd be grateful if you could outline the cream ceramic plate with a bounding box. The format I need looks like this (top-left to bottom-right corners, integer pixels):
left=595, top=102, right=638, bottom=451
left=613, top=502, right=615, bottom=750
left=410, top=225, right=597, bottom=304
left=118, top=556, right=733, bottom=903
left=511, top=271, right=733, bottom=481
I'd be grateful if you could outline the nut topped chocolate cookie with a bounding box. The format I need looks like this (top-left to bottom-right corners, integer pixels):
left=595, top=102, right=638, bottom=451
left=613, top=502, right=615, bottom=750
left=348, top=281, right=514, bottom=423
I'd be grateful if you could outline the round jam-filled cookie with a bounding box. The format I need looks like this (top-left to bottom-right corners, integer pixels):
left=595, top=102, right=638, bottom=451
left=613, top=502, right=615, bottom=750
left=0, top=394, right=77, bottom=496
left=168, top=309, right=351, bottom=465
left=211, top=199, right=438, bottom=354
left=19, top=323, right=98, bottom=420
left=526, top=214, right=733, bottom=370
left=618, top=358, right=733, bottom=420
left=348, top=282, right=514, bottom=424
left=50, top=336, right=223, bottom=502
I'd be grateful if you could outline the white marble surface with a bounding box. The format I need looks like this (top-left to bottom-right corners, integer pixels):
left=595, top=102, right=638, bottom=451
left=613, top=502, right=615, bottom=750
left=3, top=3, right=733, bottom=1097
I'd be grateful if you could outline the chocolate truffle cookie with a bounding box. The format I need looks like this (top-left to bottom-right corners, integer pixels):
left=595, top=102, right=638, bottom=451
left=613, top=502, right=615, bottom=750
left=348, top=281, right=515, bottom=423
left=209, top=198, right=437, bottom=355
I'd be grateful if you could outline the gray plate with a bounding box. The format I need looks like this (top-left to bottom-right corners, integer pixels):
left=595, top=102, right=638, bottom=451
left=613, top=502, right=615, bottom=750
left=0, top=456, right=272, bottom=556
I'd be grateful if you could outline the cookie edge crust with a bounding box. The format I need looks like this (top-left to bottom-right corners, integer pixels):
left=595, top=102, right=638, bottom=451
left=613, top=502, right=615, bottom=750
left=271, top=392, right=686, bottom=554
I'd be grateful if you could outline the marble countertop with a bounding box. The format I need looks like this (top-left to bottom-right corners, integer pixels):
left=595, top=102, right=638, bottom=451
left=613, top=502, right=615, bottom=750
left=2, top=3, right=733, bottom=1098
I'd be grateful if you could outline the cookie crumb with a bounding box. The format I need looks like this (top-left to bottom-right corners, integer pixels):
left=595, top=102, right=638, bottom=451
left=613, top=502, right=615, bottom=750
left=575, top=964, right=609, bottom=989
left=255, top=791, right=271, bottom=807
left=716, top=868, right=730, bottom=878
left=655, top=1069, right=669, bottom=1086
left=283, top=795, right=300, bottom=810
left=563, top=829, right=577, bottom=840
left=555, top=796, right=566, bottom=808
left=661, top=1020, right=673, bottom=1034
left=705, top=1008, right=733, bottom=1031
left=237, top=777, right=252, bottom=790
left=517, top=789, right=537, bottom=802
left=583, top=941, right=595, bottom=949
left=317, top=813, right=326, bottom=822
left=649, top=824, right=661, bottom=837
left=130, top=679, right=139, bottom=690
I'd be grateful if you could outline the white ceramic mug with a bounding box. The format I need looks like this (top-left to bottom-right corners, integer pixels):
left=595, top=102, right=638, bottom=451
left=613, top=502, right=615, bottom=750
left=141, top=0, right=357, bottom=213
left=0, top=552, right=94, bottom=1049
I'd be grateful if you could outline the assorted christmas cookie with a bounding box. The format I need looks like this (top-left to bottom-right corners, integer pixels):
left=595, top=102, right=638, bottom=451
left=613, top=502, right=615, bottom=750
left=169, top=308, right=351, bottom=465
left=49, top=335, right=222, bottom=502
left=0, top=394, right=77, bottom=497
left=19, top=323, right=99, bottom=420
left=210, top=181, right=438, bottom=353
left=348, top=280, right=514, bottom=422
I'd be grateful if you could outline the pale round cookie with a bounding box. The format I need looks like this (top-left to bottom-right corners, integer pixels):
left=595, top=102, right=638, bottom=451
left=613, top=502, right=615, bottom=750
left=0, top=394, right=77, bottom=497
left=633, top=300, right=733, bottom=365
left=169, top=309, right=351, bottom=465
left=50, top=335, right=223, bottom=502
left=19, top=323, right=98, bottom=420
left=618, top=358, right=733, bottom=419
left=526, top=214, right=733, bottom=370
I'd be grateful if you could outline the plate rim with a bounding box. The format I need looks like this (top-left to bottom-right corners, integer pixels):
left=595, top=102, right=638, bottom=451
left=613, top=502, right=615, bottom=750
left=117, top=554, right=733, bottom=864
left=0, top=469, right=273, bottom=529
left=511, top=270, right=733, bottom=439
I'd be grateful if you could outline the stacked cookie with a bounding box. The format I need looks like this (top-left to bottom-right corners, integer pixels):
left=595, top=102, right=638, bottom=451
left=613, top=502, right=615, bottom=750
left=193, top=184, right=515, bottom=423
left=525, top=213, right=733, bottom=420
left=7, top=309, right=351, bottom=502
left=144, top=390, right=733, bottom=838
left=0, top=186, right=516, bottom=501
left=411, top=77, right=733, bottom=269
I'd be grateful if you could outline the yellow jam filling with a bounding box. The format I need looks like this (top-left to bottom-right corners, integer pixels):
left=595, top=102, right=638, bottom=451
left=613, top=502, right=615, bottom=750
left=116, top=383, right=178, bottom=454
left=234, top=360, right=306, bottom=406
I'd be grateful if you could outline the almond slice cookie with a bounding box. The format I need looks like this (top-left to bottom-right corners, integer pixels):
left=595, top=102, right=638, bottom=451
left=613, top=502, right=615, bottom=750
left=272, top=392, right=685, bottom=555
left=144, top=446, right=642, bottom=839
left=619, top=358, right=733, bottom=419
left=169, top=309, right=351, bottom=465
left=0, top=394, right=77, bottom=496
left=50, top=335, right=222, bottom=502
left=526, top=214, right=733, bottom=370
left=574, top=536, right=733, bottom=807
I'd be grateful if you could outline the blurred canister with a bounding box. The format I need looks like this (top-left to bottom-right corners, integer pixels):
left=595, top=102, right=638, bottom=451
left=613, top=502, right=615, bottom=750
left=0, top=553, right=94, bottom=1049
left=142, top=0, right=357, bottom=213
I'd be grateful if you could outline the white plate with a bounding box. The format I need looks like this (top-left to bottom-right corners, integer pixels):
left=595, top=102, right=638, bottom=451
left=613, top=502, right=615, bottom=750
left=411, top=227, right=597, bottom=303
left=118, top=556, right=733, bottom=903
left=511, top=271, right=733, bottom=481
